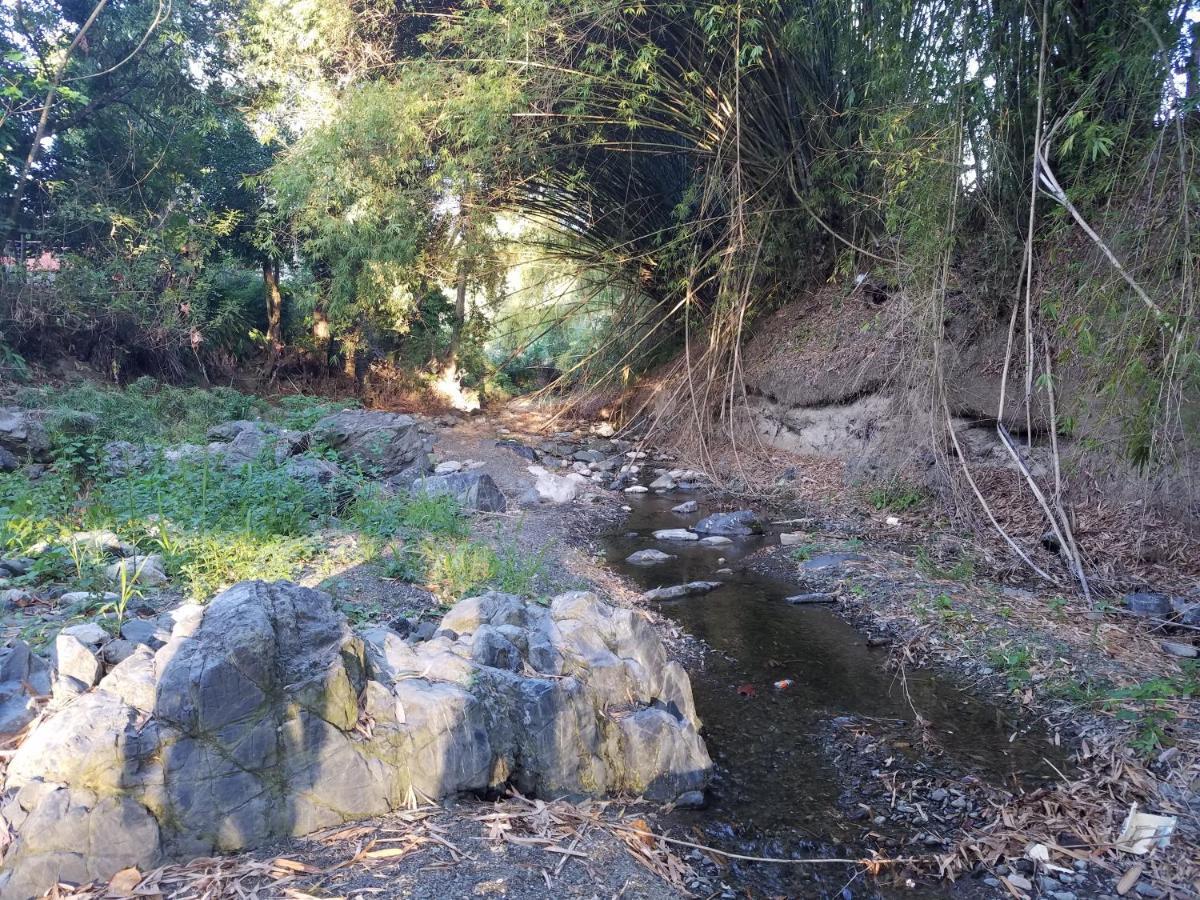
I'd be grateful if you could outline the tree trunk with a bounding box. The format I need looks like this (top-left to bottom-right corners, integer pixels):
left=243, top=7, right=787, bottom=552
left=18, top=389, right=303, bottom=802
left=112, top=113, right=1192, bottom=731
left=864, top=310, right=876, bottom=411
left=446, top=257, right=468, bottom=368
left=263, top=260, right=284, bottom=371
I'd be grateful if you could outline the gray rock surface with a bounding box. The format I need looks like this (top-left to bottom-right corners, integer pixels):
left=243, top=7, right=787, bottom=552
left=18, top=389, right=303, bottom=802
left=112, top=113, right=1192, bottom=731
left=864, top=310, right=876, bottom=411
left=105, top=553, right=168, bottom=587
left=1125, top=592, right=1172, bottom=617
left=0, top=581, right=710, bottom=898
left=0, top=641, right=51, bottom=737
left=411, top=471, right=507, bottom=512
left=671, top=500, right=698, bottom=515
left=311, top=410, right=432, bottom=478
left=0, top=408, right=49, bottom=460
left=625, top=549, right=676, bottom=565
left=643, top=582, right=722, bottom=601
left=653, top=529, right=698, bottom=542
left=692, top=510, right=763, bottom=536
left=0, top=447, right=17, bottom=472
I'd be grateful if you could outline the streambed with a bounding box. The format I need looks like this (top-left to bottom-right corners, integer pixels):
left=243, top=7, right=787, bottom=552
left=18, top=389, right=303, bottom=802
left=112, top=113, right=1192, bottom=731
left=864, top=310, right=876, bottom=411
left=602, top=495, right=1064, bottom=897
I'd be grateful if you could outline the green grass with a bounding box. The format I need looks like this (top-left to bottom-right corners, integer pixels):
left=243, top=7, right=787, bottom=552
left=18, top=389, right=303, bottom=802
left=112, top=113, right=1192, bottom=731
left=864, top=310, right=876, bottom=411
left=915, top=546, right=976, bottom=581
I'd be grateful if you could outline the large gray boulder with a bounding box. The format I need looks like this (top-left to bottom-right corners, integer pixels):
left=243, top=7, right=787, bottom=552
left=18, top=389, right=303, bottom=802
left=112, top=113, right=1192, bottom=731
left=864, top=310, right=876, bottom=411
left=410, top=472, right=507, bottom=512
left=0, top=582, right=709, bottom=898
left=311, top=410, right=432, bottom=478
left=0, top=408, right=49, bottom=461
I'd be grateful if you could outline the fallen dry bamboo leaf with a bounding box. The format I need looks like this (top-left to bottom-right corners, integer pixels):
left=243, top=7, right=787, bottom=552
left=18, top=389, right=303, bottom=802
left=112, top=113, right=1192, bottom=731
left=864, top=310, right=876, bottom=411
left=105, top=867, right=142, bottom=896
left=271, top=857, right=323, bottom=875
left=1116, top=863, right=1143, bottom=896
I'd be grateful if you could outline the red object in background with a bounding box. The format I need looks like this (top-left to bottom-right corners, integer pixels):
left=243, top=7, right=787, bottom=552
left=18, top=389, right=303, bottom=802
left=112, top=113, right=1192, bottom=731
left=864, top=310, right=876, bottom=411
left=736, top=683, right=756, bottom=698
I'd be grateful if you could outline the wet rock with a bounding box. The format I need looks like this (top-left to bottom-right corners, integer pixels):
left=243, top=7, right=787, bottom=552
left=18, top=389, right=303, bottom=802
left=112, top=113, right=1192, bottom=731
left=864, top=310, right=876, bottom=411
left=1125, top=592, right=1172, bottom=617
left=0, top=407, right=50, bottom=460
left=311, top=409, right=432, bottom=478
left=643, top=582, right=721, bottom=601
left=0, top=582, right=711, bottom=898
left=0, top=640, right=51, bottom=737
left=625, top=485, right=649, bottom=494
left=693, top=510, right=763, bottom=536
left=671, top=500, right=698, bottom=515
left=649, top=474, right=676, bottom=491
left=105, top=554, right=168, bottom=587
left=653, top=529, right=698, bottom=542
left=411, top=472, right=507, bottom=513
left=699, top=536, right=733, bottom=547
left=626, top=549, right=676, bottom=566
left=785, top=592, right=836, bottom=604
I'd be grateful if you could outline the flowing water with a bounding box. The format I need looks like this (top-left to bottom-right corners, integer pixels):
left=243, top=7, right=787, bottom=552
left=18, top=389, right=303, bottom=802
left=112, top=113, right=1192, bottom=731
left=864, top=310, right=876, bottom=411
left=601, top=495, right=1063, bottom=897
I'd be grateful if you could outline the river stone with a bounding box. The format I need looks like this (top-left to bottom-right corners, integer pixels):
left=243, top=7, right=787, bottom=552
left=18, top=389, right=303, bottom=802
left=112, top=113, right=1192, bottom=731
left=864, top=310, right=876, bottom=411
left=0, top=581, right=711, bottom=897
left=649, top=474, right=676, bottom=490
left=699, top=535, right=733, bottom=547
left=653, top=528, right=698, bottom=542
left=626, top=549, right=676, bottom=565
left=671, top=500, right=698, bottom=515
left=643, top=582, right=722, bottom=601
left=693, top=510, right=763, bottom=536
left=311, top=409, right=432, bottom=478
left=411, top=471, right=507, bottom=512
left=0, top=447, right=18, bottom=472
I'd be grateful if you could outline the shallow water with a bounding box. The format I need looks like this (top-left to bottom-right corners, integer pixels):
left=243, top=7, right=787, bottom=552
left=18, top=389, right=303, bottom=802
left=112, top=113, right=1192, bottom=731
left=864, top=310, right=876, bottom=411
left=602, top=495, right=1062, bottom=896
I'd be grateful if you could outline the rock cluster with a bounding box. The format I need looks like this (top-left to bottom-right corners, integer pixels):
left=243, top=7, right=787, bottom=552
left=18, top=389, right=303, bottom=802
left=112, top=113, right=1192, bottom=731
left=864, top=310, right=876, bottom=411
left=0, top=581, right=710, bottom=898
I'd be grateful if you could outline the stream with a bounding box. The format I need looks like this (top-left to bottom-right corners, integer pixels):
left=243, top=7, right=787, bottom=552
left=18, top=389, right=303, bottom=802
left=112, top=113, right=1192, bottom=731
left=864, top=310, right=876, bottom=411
left=601, top=494, right=1064, bottom=898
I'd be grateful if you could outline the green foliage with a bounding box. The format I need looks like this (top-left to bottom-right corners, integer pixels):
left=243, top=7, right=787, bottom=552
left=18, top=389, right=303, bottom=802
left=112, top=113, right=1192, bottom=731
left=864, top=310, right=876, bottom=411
left=19, top=379, right=267, bottom=448
left=1058, top=664, right=1200, bottom=756
left=915, top=546, right=976, bottom=582
left=423, top=539, right=497, bottom=603
left=987, top=645, right=1034, bottom=693
left=867, top=478, right=929, bottom=513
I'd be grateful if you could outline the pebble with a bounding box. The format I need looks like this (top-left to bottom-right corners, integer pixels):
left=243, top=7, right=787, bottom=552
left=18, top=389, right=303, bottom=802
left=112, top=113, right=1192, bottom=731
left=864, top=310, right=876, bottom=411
left=624, top=485, right=648, bottom=494
left=1134, top=884, right=1164, bottom=898
left=1006, top=874, right=1033, bottom=891
left=930, top=788, right=948, bottom=802
left=1050, top=892, right=1077, bottom=900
